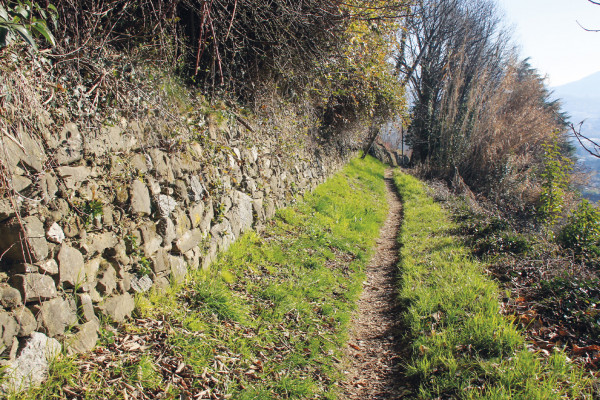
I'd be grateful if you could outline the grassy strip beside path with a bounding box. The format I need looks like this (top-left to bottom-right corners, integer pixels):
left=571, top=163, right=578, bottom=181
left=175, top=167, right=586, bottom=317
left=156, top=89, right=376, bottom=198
left=18, top=156, right=387, bottom=399
left=394, top=171, right=594, bottom=399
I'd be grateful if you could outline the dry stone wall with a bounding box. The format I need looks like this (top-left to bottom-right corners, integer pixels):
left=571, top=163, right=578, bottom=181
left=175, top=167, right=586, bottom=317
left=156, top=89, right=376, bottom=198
left=0, top=115, right=349, bottom=390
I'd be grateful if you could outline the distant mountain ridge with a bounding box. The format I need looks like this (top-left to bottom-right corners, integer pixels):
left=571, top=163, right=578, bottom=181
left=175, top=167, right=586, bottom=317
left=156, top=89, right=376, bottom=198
left=553, top=71, right=600, bottom=100
left=553, top=71, right=600, bottom=136
left=553, top=71, right=600, bottom=201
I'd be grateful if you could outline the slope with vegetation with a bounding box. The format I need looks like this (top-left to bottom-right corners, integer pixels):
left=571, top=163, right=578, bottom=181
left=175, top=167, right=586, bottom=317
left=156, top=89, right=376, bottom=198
left=0, top=0, right=409, bottom=143
left=394, top=171, right=594, bottom=399
left=400, top=0, right=600, bottom=386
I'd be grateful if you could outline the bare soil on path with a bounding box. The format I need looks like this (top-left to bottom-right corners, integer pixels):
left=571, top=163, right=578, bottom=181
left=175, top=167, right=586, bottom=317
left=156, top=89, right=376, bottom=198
left=340, top=169, right=409, bottom=400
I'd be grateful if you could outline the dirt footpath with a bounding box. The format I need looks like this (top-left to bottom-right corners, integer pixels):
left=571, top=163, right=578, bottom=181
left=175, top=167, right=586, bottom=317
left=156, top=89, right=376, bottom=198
left=340, top=169, right=410, bottom=400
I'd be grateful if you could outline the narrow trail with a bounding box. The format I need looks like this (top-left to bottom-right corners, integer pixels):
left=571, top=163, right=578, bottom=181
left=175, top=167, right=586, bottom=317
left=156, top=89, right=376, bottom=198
left=340, top=168, right=408, bottom=399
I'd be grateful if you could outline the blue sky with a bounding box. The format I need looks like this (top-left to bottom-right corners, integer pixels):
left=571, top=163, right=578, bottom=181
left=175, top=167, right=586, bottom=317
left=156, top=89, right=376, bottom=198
left=496, top=0, right=600, bottom=86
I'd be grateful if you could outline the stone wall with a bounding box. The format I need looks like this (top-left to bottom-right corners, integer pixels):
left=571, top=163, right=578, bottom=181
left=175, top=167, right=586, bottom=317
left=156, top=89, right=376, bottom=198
left=0, top=114, right=349, bottom=390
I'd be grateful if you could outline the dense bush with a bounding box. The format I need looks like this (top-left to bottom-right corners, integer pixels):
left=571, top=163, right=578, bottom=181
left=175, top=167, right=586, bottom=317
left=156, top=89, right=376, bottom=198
left=0, top=0, right=407, bottom=143
left=538, top=134, right=574, bottom=227
left=559, top=200, right=600, bottom=258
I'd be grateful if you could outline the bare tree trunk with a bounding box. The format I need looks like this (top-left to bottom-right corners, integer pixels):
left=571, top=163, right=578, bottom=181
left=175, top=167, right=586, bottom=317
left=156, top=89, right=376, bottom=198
left=361, top=123, right=380, bottom=159
left=401, top=125, right=405, bottom=165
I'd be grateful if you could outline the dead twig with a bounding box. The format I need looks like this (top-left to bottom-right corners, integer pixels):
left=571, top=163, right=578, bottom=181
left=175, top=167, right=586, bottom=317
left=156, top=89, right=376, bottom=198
left=0, top=128, right=26, bottom=151
left=0, top=243, right=14, bottom=263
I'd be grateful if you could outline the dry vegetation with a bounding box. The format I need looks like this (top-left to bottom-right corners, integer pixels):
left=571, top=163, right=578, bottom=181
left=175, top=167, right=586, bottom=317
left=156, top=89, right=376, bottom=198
left=48, top=0, right=409, bottom=139
left=1, top=0, right=411, bottom=165
left=401, top=0, right=568, bottom=215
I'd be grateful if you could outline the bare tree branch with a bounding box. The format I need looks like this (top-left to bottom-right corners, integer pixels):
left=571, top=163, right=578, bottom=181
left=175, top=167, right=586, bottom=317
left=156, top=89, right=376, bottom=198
left=575, top=1, right=600, bottom=31
left=567, top=120, right=600, bottom=158
left=576, top=19, right=600, bottom=32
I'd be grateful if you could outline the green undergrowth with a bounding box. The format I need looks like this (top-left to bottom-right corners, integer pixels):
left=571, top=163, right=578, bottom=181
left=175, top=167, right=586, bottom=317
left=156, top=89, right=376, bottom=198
left=16, top=156, right=387, bottom=399
left=394, top=172, right=594, bottom=399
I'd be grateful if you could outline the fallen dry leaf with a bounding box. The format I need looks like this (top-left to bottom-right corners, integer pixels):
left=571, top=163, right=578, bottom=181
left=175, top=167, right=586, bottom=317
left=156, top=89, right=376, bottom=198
left=573, top=344, right=600, bottom=355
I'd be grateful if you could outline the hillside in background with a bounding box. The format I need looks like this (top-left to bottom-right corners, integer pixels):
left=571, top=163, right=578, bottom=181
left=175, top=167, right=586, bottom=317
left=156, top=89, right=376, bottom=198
left=554, top=71, right=600, bottom=133
left=553, top=71, right=600, bottom=201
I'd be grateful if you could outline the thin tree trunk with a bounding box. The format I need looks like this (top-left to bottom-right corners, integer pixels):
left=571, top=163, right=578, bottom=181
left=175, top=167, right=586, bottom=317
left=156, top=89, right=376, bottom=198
left=361, top=124, right=380, bottom=159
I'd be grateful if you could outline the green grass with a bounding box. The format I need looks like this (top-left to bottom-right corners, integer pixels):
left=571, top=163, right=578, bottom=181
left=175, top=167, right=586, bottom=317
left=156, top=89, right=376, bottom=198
left=146, top=156, right=388, bottom=398
left=11, top=155, right=387, bottom=399
left=394, top=171, right=594, bottom=399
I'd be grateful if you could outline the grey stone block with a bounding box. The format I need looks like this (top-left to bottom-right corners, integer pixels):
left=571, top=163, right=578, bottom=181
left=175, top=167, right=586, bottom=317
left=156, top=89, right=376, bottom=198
left=0, top=216, right=48, bottom=263
left=0, top=311, right=18, bottom=349
left=9, top=274, right=57, bottom=303
left=158, top=194, right=177, bottom=217
left=58, top=245, right=85, bottom=288
left=96, top=262, right=117, bottom=296
left=45, top=222, right=65, bottom=244
left=55, top=123, right=83, bottom=165
left=83, top=232, right=117, bottom=257
left=130, top=275, right=153, bottom=293
left=157, top=217, right=176, bottom=246
left=1, top=332, right=61, bottom=393
left=174, top=229, right=203, bottom=254
left=37, top=259, right=58, bottom=276
left=33, top=297, right=77, bottom=337
left=188, top=202, right=205, bottom=228
left=140, top=222, right=163, bottom=256
left=65, top=320, right=99, bottom=355
left=0, top=286, right=22, bottom=309
left=76, top=293, right=98, bottom=324
left=228, top=190, right=253, bottom=238
left=130, top=180, right=151, bottom=215
left=169, top=256, right=187, bottom=284
left=13, top=307, right=36, bottom=337
left=151, top=249, right=170, bottom=275
left=190, top=176, right=205, bottom=202
left=56, top=166, right=90, bottom=189
left=102, top=293, right=135, bottom=323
